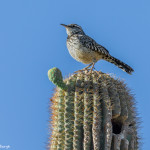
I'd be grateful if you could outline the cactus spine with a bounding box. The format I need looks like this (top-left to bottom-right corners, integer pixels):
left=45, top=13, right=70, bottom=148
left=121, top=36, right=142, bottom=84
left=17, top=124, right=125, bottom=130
left=48, top=68, right=139, bottom=150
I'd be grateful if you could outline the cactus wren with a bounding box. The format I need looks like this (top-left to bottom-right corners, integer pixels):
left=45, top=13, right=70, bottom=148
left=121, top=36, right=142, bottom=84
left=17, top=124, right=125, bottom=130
left=61, top=24, right=134, bottom=74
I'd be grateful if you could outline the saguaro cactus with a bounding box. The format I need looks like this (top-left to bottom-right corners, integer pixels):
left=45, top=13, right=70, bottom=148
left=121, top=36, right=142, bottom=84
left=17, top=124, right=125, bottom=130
left=48, top=67, right=139, bottom=150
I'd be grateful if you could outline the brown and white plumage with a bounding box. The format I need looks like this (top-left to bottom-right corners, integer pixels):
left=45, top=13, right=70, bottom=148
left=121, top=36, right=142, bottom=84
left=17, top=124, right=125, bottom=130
left=61, top=24, right=134, bottom=74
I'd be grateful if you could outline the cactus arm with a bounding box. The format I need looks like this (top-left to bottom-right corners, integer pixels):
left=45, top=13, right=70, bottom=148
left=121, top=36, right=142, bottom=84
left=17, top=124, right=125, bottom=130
left=92, top=73, right=102, bottom=150
left=48, top=67, right=67, bottom=90
left=73, top=73, right=84, bottom=150
left=83, top=73, right=93, bottom=150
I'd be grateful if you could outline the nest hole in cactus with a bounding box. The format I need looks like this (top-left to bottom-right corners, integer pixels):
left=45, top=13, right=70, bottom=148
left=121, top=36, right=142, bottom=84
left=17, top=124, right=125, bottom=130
left=111, top=119, right=123, bottom=134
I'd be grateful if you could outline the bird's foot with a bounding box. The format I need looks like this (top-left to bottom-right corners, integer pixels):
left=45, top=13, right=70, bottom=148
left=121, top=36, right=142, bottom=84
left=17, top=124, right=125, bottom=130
left=89, top=62, right=96, bottom=73
left=74, top=63, right=96, bottom=74
left=74, top=68, right=90, bottom=73
left=74, top=63, right=92, bottom=73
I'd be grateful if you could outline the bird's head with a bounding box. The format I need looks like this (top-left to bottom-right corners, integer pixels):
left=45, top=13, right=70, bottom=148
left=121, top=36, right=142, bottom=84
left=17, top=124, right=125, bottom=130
left=61, top=24, right=85, bottom=36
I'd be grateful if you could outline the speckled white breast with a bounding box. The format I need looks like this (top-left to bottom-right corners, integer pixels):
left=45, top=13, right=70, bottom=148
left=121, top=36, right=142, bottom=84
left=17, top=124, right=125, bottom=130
left=67, top=36, right=102, bottom=64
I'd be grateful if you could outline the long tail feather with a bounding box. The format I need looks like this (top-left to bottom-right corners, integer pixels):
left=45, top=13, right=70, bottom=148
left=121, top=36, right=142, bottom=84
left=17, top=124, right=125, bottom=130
left=104, top=55, right=134, bottom=74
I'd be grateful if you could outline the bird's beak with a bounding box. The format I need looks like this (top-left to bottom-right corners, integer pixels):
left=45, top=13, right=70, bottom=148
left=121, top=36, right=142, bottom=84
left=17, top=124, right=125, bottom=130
left=60, top=24, right=68, bottom=27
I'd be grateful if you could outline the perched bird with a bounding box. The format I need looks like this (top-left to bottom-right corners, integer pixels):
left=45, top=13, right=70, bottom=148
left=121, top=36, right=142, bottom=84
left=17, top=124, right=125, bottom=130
left=61, top=24, right=134, bottom=74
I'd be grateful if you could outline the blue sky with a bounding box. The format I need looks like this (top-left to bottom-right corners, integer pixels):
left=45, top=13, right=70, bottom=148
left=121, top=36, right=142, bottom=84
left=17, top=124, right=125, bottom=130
left=0, top=0, right=150, bottom=150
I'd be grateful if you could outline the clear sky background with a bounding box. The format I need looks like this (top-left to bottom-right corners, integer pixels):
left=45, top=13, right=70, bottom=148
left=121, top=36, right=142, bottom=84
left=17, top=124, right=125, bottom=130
left=0, top=0, right=150, bottom=150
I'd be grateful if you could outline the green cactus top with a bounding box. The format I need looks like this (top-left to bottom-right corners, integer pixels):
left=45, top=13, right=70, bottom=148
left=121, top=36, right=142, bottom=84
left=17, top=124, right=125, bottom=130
left=48, top=67, right=67, bottom=90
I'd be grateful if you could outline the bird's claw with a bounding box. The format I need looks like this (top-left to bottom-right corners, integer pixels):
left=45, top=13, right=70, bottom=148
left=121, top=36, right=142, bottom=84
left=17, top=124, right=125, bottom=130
left=74, top=64, right=96, bottom=74
left=74, top=68, right=90, bottom=73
